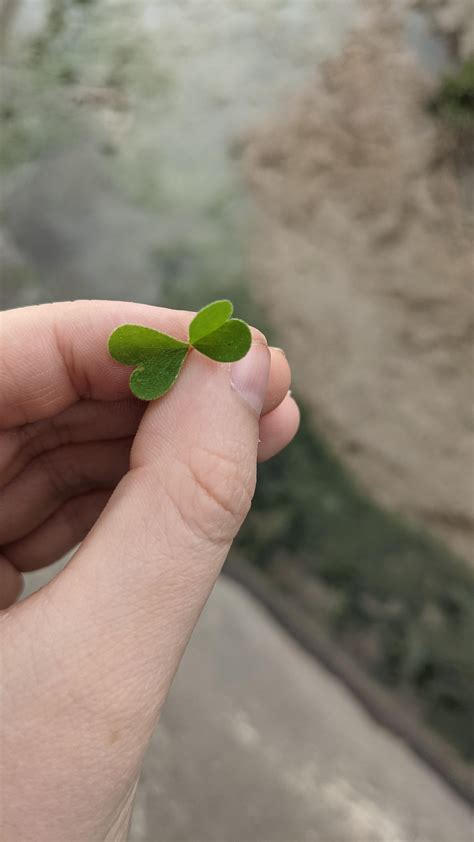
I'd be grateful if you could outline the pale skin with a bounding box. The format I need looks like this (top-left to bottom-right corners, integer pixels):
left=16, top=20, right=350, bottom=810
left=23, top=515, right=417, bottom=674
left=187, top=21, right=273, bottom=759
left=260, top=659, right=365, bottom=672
left=0, top=300, right=299, bottom=841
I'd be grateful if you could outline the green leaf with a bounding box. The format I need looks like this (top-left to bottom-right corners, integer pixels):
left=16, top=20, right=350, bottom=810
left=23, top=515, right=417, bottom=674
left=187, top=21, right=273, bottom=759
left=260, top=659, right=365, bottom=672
left=108, top=324, right=189, bottom=400
left=129, top=348, right=188, bottom=400
left=191, top=318, right=252, bottom=362
left=188, top=300, right=233, bottom=345
left=108, top=324, right=188, bottom=364
left=188, top=300, right=251, bottom=362
left=108, top=301, right=252, bottom=401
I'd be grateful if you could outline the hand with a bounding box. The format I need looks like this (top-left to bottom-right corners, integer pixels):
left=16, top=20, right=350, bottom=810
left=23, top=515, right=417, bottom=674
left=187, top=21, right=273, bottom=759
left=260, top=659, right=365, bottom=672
left=0, top=301, right=299, bottom=841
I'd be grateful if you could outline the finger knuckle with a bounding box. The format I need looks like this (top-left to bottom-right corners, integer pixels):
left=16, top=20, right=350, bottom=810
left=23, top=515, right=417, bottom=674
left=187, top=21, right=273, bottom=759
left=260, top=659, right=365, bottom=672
left=182, top=443, right=255, bottom=545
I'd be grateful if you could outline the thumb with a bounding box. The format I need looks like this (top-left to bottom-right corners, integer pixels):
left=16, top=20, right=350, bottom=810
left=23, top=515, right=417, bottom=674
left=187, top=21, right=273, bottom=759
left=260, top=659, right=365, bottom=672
left=11, top=340, right=270, bottom=822
left=68, top=338, right=269, bottom=693
left=79, top=336, right=270, bottom=629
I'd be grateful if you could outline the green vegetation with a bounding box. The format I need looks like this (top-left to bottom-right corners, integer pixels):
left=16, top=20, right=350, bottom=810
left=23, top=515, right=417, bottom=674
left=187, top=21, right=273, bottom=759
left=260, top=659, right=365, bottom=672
left=108, top=301, right=251, bottom=400
left=239, top=407, right=474, bottom=760
left=431, top=57, right=474, bottom=124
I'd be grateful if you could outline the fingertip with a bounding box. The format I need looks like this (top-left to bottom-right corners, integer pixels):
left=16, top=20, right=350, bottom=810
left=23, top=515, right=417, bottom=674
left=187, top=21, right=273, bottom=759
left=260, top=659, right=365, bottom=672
left=257, top=393, right=300, bottom=462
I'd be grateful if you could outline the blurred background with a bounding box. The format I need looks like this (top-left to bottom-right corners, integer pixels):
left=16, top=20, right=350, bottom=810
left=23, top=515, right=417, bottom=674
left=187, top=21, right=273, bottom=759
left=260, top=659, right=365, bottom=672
left=1, top=0, right=473, bottom=839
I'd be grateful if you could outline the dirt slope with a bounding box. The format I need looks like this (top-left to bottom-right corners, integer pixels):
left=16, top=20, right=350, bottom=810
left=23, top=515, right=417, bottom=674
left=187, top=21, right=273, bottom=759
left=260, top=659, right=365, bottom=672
left=243, top=14, right=473, bottom=562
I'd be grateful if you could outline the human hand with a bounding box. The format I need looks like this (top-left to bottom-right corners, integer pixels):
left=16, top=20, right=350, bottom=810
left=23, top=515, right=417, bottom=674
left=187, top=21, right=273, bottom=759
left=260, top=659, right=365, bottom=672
left=0, top=301, right=299, bottom=840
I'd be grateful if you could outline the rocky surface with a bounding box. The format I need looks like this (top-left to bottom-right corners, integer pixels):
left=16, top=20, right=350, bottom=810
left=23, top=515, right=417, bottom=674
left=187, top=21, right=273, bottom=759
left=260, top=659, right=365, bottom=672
left=243, top=10, right=474, bottom=562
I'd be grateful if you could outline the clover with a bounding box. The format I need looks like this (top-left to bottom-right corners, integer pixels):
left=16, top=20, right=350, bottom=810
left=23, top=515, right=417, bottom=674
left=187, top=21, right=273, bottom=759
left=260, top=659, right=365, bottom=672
left=108, top=299, right=252, bottom=400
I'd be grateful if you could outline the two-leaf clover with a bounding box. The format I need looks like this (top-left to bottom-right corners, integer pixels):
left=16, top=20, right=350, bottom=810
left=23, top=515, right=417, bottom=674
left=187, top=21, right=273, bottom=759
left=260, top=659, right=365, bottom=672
left=108, top=299, right=251, bottom=401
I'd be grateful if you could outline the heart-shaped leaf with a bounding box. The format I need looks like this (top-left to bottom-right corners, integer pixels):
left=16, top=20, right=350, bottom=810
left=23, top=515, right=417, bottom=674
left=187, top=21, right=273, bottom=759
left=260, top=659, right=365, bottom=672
left=108, top=324, right=189, bottom=400
left=189, top=300, right=251, bottom=362
left=108, top=300, right=252, bottom=401
left=189, top=300, right=233, bottom=345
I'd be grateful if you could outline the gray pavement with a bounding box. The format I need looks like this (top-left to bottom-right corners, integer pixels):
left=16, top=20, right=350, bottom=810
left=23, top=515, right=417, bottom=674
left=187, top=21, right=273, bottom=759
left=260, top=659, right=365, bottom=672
left=23, top=566, right=473, bottom=842
left=130, top=577, right=472, bottom=842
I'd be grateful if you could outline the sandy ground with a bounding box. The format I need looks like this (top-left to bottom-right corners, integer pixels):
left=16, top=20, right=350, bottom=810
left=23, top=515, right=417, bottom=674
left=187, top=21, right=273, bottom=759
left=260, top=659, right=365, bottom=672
left=22, top=566, right=472, bottom=842
left=242, top=9, right=474, bottom=563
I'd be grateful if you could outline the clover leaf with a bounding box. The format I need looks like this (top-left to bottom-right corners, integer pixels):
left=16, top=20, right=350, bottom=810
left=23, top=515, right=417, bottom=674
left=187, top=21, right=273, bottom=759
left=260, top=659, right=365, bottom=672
left=188, top=299, right=251, bottom=362
left=108, top=325, right=189, bottom=401
left=108, top=300, right=252, bottom=401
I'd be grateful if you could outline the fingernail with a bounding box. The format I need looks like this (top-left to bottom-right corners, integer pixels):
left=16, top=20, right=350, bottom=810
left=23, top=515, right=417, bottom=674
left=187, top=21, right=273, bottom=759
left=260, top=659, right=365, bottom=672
left=231, top=342, right=271, bottom=415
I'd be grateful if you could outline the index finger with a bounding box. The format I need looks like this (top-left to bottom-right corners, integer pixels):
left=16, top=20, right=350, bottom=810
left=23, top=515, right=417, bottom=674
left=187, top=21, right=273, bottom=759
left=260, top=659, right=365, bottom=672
left=0, top=300, right=269, bottom=430
left=0, top=301, right=193, bottom=429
